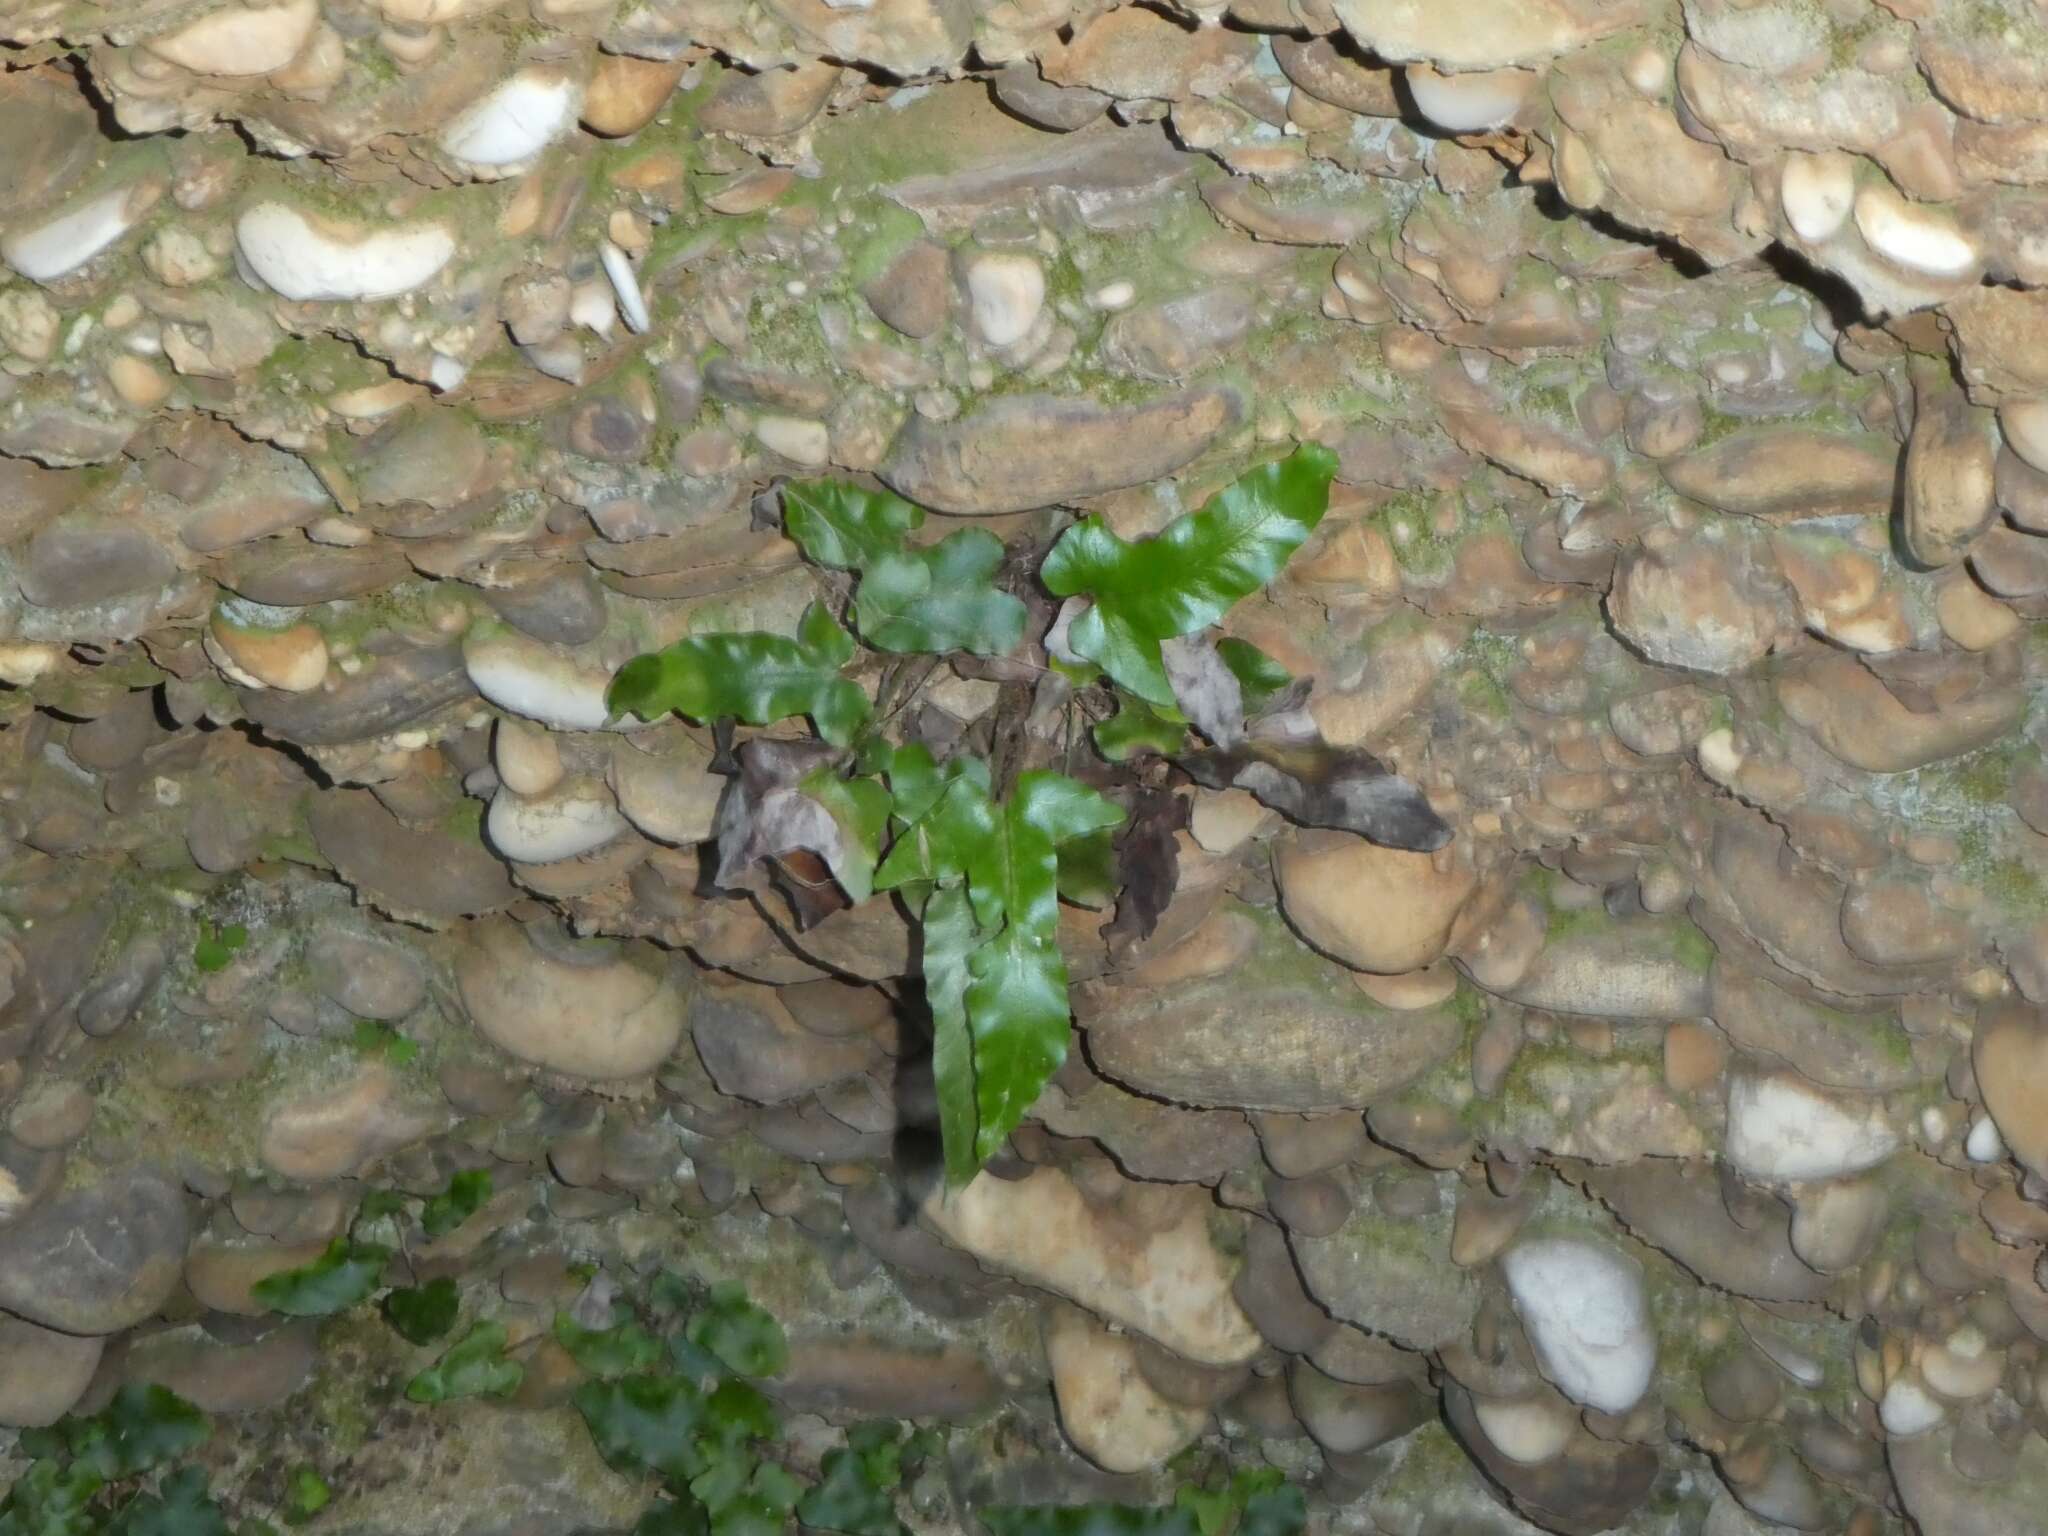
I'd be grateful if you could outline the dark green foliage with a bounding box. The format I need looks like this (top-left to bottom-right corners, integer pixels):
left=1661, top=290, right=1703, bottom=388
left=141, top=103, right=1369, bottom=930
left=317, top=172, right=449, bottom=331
left=249, top=1239, right=390, bottom=1318
left=682, top=1283, right=788, bottom=1379
left=405, top=1322, right=523, bottom=1403
left=554, top=1311, right=665, bottom=1378
left=1211, top=639, right=1291, bottom=714
left=419, top=1170, right=491, bottom=1238
left=605, top=602, right=871, bottom=747
left=2, top=1387, right=217, bottom=1536
left=1039, top=447, right=1337, bottom=707
left=380, top=1277, right=460, bottom=1345
left=1092, top=693, right=1186, bottom=762
left=192, top=921, right=247, bottom=973
left=349, top=1019, right=417, bottom=1066
left=782, top=480, right=1027, bottom=657
left=277, top=1469, right=328, bottom=1528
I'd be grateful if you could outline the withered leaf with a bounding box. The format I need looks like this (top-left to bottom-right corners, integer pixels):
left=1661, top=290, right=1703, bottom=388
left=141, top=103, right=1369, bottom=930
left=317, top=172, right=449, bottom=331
left=1177, top=739, right=1451, bottom=852
left=1101, top=786, right=1189, bottom=952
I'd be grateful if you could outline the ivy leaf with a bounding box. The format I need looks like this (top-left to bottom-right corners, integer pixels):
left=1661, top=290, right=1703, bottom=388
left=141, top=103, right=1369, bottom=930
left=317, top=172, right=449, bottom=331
left=856, top=535, right=1027, bottom=657
left=250, top=1238, right=391, bottom=1317
left=606, top=602, right=871, bottom=747
left=105, top=1466, right=230, bottom=1536
left=799, top=1449, right=905, bottom=1536
left=1093, top=693, right=1186, bottom=763
left=1213, top=639, right=1292, bottom=714
left=686, top=1283, right=788, bottom=1378
left=39, top=1385, right=209, bottom=1481
left=554, top=1310, right=665, bottom=1378
left=634, top=1500, right=710, bottom=1536
left=701, top=1378, right=779, bottom=1450
left=381, top=1277, right=460, bottom=1345
left=193, top=920, right=248, bottom=974
left=405, top=1322, right=524, bottom=1403
left=784, top=481, right=1025, bottom=656
left=712, top=1464, right=802, bottom=1536
left=0, top=1458, right=103, bottom=1534
left=575, top=1374, right=710, bottom=1483
left=1235, top=1484, right=1305, bottom=1536
left=420, top=1169, right=492, bottom=1238
left=280, top=1466, right=331, bottom=1527
left=981, top=1507, right=1198, bottom=1536
left=1040, top=446, right=1337, bottom=708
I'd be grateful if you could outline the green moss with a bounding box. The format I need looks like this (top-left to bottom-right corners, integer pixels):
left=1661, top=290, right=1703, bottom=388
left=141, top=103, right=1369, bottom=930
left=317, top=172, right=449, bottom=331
left=1668, top=920, right=1716, bottom=975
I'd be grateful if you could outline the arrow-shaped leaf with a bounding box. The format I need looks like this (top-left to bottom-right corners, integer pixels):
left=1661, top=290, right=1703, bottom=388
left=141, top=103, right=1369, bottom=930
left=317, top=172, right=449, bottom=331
left=606, top=601, right=871, bottom=746
left=1040, top=446, right=1337, bottom=707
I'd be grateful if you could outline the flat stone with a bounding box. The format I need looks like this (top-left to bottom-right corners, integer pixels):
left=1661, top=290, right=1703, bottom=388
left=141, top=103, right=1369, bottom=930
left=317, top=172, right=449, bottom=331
left=1289, top=1189, right=1478, bottom=1349
left=767, top=1337, right=996, bottom=1420
left=1576, top=1159, right=1828, bottom=1303
left=18, top=518, right=176, bottom=609
left=0, top=1167, right=189, bottom=1334
left=1708, top=962, right=1922, bottom=1092
left=239, top=640, right=474, bottom=747
left=0, top=1313, right=103, bottom=1427
left=689, top=975, right=879, bottom=1103
left=1080, top=905, right=1461, bottom=1112
left=117, top=1321, right=318, bottom=1413
left=306, top=929, right=426, bottom=1020
left=886, top=123, right=1197, bottom=235
left=879, top=386, right=1240, bottom=515
left=1491, top=918, right=1713, bottom=1019
left=922, top=1167, right=1261, bottom=1366
left=1661, top=429, right=1898, bottom=519
left=1047, top=1306, right=1206, bottom=1473
left=260, top=1062, right=446, bottom=1182
left=457, top=919, right=687, bottom=1081
left=309, top=788, right=518, bottom=925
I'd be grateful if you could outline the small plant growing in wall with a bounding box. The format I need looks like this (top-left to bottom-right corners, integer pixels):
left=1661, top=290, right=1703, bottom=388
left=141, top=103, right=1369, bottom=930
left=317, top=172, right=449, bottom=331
left=607, top=444, right=1449, bottom=1185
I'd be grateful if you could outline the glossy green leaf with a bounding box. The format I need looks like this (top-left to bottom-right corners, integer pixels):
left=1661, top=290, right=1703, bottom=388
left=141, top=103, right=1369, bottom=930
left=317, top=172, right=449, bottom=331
left=1055, top=828, right=1117, bottom=909
left=353, top=1189, right=409, bottom=1227
left=1212, top=639, right=1291, bottom=713
left=920, top=885, right=981, bottom=1189
left=686, top=1284, right=787, bottom=1378
left=405, top=1322, right=523, bottom=1403
left=1092, top=693, right=1186, bottom=763
left=797, top=768, right=893, bottom=904
left=575, top=1373, right=710, bottom=1483
left=280, top=1467, right=330, bottom=1527
left=856, top=535, right=1026, bottom=656
left=784, top=481, right=1024, bottom=656
left=1039, top=446, right=1337, bottom=707
left=888, top=771, right=1121, bottom=1181
left=606, top=602, right=871, bottom=747
left=420, top=1169, right=491, bottom=1238
left=554, top=1310, right=664, bottom=1378
left=381, top=1277, right=460, bottom=1345
left=784, top=480, right=923, bottom=569
left=250, top=1238, right=390, bottom=1318
left=846, top=1423, right=908, bottom=1489
left=104, top=1466, right=229, bottom=1536
left=874, top=755, right=994, bottom=890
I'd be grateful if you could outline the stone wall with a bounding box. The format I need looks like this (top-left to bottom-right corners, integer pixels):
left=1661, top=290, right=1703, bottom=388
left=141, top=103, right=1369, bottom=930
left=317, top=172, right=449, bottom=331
left=3, top=1, right=2048, bottom=1533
